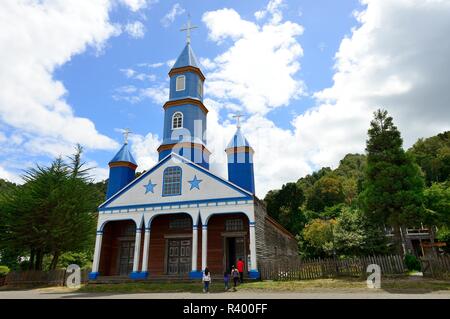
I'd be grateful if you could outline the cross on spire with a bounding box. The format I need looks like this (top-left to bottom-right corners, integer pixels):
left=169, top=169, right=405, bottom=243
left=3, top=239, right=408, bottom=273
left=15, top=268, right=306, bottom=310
left=122, top=128, right=132, bottom=144
left=232, top=113, right=243, bottom=129
left=180, top=14, right=198, bottom=44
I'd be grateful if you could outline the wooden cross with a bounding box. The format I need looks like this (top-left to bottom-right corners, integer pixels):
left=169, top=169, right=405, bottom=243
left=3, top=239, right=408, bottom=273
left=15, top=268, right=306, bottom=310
left=180, top=14, right=198, bottom=44
left=122, top=128, right=132, bottom=144
left=232, top=113, right=242, bottom=129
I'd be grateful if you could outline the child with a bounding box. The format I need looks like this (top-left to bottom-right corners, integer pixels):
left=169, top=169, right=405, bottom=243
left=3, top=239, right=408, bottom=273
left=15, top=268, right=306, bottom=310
left=223, top=271, right=230, bottom=291
left=202, top=267, right=211, bottom=293
left=231, top=266, right=239, bottom=291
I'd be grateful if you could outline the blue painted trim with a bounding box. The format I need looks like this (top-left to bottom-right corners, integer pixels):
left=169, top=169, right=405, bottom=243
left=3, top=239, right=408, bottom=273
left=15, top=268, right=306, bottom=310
left=162, top=166, right=182, bottom=197
left=99, top=196, right=253, bottom=213
left=145, top=228, right=151, bottom=232
left=88, top=272, right=100, bottom=280
left=202, top=225, right=208, bottom=229
left=248, top=270, right=260, bottom=280
left=189, top=270, right=203, bottom=280
left=98, top=153, right=252, bottom=209
left=96, top=231, right=103, bottom=235
left=129, top=271, right=148, bottom=280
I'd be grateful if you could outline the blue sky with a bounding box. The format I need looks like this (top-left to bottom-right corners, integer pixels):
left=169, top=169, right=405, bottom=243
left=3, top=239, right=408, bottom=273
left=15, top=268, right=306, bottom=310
left=1, top=0, right=450, bottom=197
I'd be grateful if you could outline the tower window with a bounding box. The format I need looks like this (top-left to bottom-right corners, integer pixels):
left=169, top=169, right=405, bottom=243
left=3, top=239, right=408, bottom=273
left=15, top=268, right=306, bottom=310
left=176, top=75, right=185, bottom=91
left=162, top=166, right=182, bottom=196
left=172, top=112, right=183, bottom=129
left=197, top=80, right=203, bottom=97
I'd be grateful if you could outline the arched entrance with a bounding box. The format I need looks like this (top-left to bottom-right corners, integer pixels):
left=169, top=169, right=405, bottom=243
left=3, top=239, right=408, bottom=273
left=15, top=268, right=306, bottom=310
left=206, top=213, right=250, bottom=275
left=98, top=220, right=137, bottom=276
left=148, top=213, right=194, bottom=276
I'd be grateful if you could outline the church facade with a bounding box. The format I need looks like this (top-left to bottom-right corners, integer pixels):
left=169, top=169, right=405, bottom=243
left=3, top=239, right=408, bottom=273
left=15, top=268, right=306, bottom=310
left=89, top=38, right=298, bottom=281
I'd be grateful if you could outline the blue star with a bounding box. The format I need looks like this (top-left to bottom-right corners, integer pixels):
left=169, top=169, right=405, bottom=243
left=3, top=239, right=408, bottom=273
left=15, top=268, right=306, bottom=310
left=188, top=175, right=202, bottom=190
left=143, top=180, right=157, bottom=194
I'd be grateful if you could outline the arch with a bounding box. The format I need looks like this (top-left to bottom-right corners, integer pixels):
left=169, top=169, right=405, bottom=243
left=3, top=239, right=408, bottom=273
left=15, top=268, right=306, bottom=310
left=203, top=211, right=252, bottom=226
left=162, top=166, right=182, bottom=196
left=99, top=218, right=138, bottom=232
left=172, top=112, right=183, bottom=129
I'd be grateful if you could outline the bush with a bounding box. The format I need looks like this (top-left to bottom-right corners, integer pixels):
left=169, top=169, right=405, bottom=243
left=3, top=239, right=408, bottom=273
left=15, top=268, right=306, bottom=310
left=0, top=265, right=10, bottom=277
left=404, top=254, right=421, bottom=271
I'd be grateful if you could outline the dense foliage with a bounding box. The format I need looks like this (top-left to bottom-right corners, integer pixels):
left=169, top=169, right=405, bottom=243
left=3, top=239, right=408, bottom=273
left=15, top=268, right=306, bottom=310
left=265, top=110, right=449, bottom=258
left=0, top=146, right=105, bottom=270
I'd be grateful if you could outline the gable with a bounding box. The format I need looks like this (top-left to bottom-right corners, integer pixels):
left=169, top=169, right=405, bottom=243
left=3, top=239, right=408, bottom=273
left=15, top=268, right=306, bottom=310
left=99, top=153, right=252, bottom=211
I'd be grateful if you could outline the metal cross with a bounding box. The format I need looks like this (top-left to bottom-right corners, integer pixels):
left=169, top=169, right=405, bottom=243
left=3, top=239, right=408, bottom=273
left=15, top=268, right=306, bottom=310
left=180, top=14, right=198, bottom=44
left=122, top=128, right=132, bottom=144
left=232, top=113, right=242, bottom=129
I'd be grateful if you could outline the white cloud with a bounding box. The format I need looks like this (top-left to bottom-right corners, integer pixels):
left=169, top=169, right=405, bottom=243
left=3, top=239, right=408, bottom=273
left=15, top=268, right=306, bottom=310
left=0, top=164, right=23, bottom=184
left=291, top=0, right=450, bottom=170
left=129, top=132, right=161, bottom=170
left=124, top=21, right=146, bottom=38
left=202, top=8, right=305, bottom=115
left=119, top=0, right=157, bottom=12
left=161, top=3, right=185, bottom=27
left=200, top=0, right=450, bottom=198
left=0, top=0, right=120, bottom=164
left=120, top=68, right=156, bottom=81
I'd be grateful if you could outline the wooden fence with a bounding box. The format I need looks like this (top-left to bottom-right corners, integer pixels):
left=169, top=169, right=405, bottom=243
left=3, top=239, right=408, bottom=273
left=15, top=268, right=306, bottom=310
left=421, top=255, right=450, bottom=279
left=259, top=255, right=406, bottom=281
left=3, top=268, right=91, bottom=286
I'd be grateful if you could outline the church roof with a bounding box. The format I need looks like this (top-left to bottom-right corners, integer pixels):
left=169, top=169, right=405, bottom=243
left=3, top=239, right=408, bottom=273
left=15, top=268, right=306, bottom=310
left=172, top=43, right=200, bottom=69
left=226, top=127, right=252, bottom=149
left=109, top=143, right=137, bottom=165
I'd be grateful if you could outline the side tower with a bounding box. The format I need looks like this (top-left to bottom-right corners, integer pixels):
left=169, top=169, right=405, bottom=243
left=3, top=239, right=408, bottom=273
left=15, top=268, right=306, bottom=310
left=106, top=140, right=137, bottom=199
left=157, top=37, right=210, bottom=169
left=225, top=125, right=255, bottom=194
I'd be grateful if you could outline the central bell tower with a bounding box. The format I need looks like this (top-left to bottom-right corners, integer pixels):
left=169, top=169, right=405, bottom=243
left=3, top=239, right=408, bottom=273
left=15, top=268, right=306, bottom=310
left=157, top=22, right=210, bottom=169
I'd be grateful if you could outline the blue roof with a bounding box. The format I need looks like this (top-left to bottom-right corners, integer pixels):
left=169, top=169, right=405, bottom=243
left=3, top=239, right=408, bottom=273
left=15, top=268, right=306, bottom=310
left=109, top=143, right=137, bottom=165
left=172, top=43, right=200, bottom=69
left=226, top=127, right=252, bottom=149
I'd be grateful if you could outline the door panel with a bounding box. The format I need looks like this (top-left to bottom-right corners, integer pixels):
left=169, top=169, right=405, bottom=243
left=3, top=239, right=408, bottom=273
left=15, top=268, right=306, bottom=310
left=167, top=239, right=191, bottom=275
left=119, top=241, right=134, bottom=275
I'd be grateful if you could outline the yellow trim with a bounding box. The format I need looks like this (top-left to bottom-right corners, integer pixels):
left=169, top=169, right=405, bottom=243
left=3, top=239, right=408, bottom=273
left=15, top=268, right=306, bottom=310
left=169, top=66, right=206, bottom=81
left=108, top=161, right=137, bottom=169
left=163, top=98, right=208, bottom=114
left=157, top=142, right=212, bottom=156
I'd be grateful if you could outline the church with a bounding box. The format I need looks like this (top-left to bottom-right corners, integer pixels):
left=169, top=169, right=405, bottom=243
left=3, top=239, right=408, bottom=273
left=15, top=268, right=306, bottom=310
left=88, top=29, right=298, bottom=281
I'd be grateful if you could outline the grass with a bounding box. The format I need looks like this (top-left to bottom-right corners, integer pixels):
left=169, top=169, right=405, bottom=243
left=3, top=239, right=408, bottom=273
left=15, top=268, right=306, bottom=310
left=75, top=276, right=450, bottom=294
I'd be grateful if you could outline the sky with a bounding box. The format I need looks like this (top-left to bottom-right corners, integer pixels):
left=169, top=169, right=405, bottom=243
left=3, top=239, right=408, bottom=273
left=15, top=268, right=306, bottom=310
left=1, top=0, right=450, bottom=198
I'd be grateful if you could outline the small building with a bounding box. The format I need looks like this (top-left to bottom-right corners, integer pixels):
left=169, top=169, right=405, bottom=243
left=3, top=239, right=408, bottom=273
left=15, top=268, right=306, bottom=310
left=89, top=37, right=298, bottom=281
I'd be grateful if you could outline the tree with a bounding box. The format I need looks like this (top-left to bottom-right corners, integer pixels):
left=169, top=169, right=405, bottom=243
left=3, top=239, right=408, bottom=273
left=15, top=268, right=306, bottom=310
left=0, top=145, right=101, bottom=270
left=302, top=219, right=336, bottom=257
left=360, top=109, right=425, bottom=256
left=408, top=131, right=450, bottom=185
left=264, top=182, right=306, bottom=234
left=306, top=176, right=345, bottom=212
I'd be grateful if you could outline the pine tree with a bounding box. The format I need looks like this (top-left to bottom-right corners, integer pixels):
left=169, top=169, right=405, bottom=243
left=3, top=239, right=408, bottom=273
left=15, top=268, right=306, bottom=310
left=360, top=109, right=425, bottom=256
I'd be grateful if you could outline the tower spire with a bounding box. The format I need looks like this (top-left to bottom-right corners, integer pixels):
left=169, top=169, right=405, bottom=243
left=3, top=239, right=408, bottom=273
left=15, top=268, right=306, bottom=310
left=232, top=113, right=242, bottom=129
left=122, top=128, right=132, bottom=144
left=180, top=14, right=198, bottom=44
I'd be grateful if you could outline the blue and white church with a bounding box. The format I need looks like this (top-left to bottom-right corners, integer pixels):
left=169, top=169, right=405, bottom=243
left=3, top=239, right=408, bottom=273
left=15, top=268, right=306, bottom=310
left=89, top=26, right=298, bottom=281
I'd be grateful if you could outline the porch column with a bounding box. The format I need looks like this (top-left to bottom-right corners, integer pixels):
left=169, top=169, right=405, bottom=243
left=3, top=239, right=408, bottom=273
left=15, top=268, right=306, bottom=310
left=130, top=228, right=142, bottom=279
left=89, top=230, right=103, bottom=280
left=201, top=225, right=208, bottom=271
left=141, top=228, right=151, bottom=276
left=189, top=224, right=202, bottom=279
left=248, top=222, right=260, bottom=279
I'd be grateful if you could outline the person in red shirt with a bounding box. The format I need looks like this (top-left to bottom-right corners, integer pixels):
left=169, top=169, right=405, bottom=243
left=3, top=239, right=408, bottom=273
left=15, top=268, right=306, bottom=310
left=237, top=258, right=244, bottom=283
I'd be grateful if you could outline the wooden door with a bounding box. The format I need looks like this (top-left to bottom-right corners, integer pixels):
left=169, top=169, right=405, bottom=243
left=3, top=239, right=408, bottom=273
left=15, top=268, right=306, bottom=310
left=167, top=239, right=191, bottom=275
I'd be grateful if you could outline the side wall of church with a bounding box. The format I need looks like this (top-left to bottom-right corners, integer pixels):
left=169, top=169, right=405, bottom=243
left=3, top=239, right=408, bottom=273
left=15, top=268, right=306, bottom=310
left=254, top=198, right=299, bottom=265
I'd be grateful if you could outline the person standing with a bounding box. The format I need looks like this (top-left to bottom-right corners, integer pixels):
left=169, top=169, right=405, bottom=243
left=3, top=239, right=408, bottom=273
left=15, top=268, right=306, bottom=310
left=202, top=267, right=211, bottom=293
left=223, top=271, right=230, bottom=291
left=237, top=258, right=244, bottom=283
left=231, top=266, right=239, bottom=291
